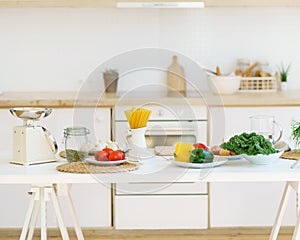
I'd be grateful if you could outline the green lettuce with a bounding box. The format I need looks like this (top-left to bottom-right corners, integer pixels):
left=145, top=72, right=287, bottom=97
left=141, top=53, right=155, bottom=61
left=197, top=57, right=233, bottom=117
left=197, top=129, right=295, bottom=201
left=221, top=132, right=277, bottom=156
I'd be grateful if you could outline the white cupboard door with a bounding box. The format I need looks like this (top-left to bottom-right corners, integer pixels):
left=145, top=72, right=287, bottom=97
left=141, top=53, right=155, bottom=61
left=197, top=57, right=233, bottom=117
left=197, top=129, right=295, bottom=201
left=115, top=195, right=208, bottom=229
left=58, top=183, right=112, bottom=227
left=0, top=109, right=21, bottom=158
left=210, top=182, right=296, bottom=227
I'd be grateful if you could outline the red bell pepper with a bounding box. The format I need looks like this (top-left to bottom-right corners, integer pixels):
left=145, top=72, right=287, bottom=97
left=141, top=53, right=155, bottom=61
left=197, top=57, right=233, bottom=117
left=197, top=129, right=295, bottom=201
left=193, top=143, right=209, bottom=151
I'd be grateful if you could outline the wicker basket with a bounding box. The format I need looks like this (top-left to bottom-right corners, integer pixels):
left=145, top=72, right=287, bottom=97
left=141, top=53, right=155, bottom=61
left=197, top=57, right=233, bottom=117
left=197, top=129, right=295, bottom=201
left=239, top=76, right=278, bottom=92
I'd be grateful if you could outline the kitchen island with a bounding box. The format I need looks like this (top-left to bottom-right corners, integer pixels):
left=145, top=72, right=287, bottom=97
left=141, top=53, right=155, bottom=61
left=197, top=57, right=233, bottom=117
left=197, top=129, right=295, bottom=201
left=1, top=157, right=300, bottom=240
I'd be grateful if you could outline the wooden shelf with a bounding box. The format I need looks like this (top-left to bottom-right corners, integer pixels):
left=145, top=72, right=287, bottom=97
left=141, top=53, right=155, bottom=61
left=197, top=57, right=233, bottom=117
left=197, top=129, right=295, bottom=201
left=0, top=0, right=298, bottom=8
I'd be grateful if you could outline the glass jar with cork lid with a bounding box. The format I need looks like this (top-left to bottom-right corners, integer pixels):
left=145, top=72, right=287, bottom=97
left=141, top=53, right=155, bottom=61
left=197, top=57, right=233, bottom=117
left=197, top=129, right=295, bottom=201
left=64, top=126, right=90, bottom=162
left=235, top=59, right=250, bottom=76
left=254, top=60, right=272, bottom=77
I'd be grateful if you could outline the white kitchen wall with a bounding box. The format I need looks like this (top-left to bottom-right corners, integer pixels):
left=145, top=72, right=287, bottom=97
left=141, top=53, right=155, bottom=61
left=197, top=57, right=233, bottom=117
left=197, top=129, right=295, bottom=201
left=0, top=7, right=300, bottom=92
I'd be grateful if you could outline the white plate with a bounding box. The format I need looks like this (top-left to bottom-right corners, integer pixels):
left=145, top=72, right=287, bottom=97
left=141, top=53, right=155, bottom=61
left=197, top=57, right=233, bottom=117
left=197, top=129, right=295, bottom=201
left=85, top=157, right=127, bottom=166
left=242, top=151, right=284, bottom=165
left=215, top=155, right=242, bottom=160
left=171, top=157, right=228, bottom=169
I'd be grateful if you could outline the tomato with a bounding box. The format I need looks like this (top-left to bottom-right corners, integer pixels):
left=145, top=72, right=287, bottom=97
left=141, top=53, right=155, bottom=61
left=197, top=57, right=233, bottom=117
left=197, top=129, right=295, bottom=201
left=115, top=150, right=125, bottom=158
left=95, top=150, right=109, bottom=161
left=108, top=150, right=125, bottom=161
left=193, top=143, right=209, bottom=151
left=102, top=147, right=113, bottom=156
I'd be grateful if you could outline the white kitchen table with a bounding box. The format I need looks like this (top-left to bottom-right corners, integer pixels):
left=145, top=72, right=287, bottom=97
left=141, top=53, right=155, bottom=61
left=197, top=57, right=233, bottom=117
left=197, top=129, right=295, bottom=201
left=1, top=157, right=300, bottom=240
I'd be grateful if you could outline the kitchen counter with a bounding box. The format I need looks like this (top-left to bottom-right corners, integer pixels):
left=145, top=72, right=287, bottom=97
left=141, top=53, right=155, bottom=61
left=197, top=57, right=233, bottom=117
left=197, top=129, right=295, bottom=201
left=1, top=157, right=300, bottom=184
left=1, top=90, right=300, bottom=108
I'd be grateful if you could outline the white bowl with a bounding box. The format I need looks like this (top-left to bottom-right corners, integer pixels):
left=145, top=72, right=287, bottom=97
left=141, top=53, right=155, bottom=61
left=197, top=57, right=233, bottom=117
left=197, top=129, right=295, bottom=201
left=242, top=151, right=283, bottom=165
left=209, top=76, right=241, bottom=95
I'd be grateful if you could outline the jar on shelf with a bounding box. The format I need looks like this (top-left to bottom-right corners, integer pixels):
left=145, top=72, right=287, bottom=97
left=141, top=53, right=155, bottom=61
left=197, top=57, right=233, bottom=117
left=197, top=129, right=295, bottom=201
left=254, top=60, right=272, bottom=77
left=235, top=59, right=250, bottom=76
left=64, top=126, right=90, bottom=162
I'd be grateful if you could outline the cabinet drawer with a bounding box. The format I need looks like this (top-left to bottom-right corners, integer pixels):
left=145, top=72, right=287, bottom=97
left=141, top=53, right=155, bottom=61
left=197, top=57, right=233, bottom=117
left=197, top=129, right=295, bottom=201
left=115, top=195, right=208, bottom=229
left=116, top=182, right=207, bottom=195
left=115, top=105, right=207, bottom=120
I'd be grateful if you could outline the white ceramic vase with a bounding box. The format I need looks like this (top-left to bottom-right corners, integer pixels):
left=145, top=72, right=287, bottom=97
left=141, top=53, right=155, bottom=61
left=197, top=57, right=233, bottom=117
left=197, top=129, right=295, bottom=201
left=281, top=82, right=288, bottom=91
left=127, top=127, right=152, bottom=160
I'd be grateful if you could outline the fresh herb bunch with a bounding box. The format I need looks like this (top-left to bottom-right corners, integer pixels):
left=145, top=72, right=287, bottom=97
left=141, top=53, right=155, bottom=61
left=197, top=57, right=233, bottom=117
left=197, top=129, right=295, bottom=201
left=278, top=63, right=291, bottom=82
left=291, top=121, right=300, bottom=150
left=221, top=132, right=277, bottom=156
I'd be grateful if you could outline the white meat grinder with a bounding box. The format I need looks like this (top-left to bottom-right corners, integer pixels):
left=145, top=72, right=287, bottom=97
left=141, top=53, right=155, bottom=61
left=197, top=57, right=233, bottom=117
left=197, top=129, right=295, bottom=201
left=9, top=107, right=58, bottom=165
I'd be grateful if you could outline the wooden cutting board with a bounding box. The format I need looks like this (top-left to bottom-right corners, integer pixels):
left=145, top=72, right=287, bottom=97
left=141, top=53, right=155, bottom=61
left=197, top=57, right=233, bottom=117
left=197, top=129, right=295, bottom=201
left=167, top=55, right=186, bottom=94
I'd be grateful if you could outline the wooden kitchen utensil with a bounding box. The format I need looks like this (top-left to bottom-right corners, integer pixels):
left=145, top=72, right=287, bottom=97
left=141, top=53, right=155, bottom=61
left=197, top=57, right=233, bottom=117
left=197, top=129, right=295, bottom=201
left=167, top=55, right=186, bottom=95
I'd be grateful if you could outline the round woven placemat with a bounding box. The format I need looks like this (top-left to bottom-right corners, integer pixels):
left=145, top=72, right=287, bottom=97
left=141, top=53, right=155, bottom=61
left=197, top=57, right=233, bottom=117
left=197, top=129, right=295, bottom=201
left=280, top=150, right=300, bottom=160
left=56, top=161, right=139, bottom=174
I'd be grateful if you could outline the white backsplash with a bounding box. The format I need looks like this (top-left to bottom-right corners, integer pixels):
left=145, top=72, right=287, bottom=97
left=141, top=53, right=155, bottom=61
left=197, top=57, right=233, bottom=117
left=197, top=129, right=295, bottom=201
left=0, top=7, right=299, bottom=92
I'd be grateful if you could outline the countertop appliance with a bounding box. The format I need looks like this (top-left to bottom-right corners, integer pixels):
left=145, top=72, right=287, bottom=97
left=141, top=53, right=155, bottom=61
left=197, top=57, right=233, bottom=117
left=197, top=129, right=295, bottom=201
left=114, top=104, right=207, bottom=152
left=9, top=107, right=58, bottom=165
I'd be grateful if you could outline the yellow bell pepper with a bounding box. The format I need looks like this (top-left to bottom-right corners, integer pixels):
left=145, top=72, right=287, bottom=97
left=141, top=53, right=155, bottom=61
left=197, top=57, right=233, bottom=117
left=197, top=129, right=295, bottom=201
left=174, top=142, right=195, bottom=163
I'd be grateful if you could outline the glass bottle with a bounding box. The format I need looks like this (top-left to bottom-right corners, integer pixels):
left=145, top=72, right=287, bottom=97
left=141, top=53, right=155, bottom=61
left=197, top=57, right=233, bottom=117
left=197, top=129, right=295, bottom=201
left=64, top=126, right=90, bottom=162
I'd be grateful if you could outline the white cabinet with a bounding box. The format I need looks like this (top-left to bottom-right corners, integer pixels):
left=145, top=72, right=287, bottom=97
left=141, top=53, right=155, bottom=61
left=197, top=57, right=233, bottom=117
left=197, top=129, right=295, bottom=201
left=209, top=106, right=300, bottom=227
left=115, top=182, right=208, bottom=229
left=0, top=108, right=112, bottom=228
left=210, top=182, right=296, bottom=227
left=209, top=106, right=300, bottom=148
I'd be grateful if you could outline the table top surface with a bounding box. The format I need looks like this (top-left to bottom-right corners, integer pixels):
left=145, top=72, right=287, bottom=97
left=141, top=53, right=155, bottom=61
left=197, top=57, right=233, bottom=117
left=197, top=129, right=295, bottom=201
left=0, top=156, right=300, bottom=184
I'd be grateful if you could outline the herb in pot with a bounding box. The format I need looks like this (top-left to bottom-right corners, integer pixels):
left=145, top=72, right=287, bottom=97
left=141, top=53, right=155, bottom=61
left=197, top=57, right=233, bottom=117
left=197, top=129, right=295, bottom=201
left=278, top=62, right=291, bottom=82
left=291, top=121, right=300, bottom=150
